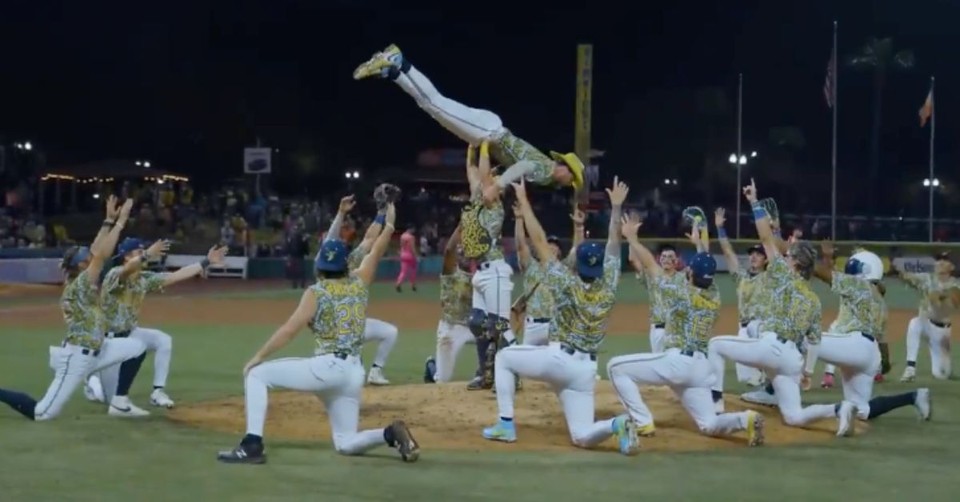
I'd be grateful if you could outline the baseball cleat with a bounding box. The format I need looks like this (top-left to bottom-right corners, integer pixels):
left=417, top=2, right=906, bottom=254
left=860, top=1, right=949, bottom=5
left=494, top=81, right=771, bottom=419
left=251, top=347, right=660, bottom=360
left=149, top=389, right=175, bottom=408
left=746, top=411, right=765, bottom=447
left=366, top=366, right=390, bottom=386
left=914, top=388, right=932, bottom=421
left=107, top=396, right=150, bottom=418
left=482, top=420, right=517, bottom=443
left=900, top=366, right=916, bottom=382
left=821, top=373, right=835, bottom=389
left=387, top=420, right=420, bottom=462
left=636, top=422, right=656, bottom=437
left=740, top=389, right=778, bottom=407
left=423, top=356, right=436, bottom=383
left=217, top=442, right=266, bottom=465
left=353, top=44, right=403, bottom=80
left=612, top=416, right=639, bottom=455
left=836, top=401, right=856, bottom=437
left=84, top=375, right=105, bottom=403
left=466, top=376, right=491, bottom=391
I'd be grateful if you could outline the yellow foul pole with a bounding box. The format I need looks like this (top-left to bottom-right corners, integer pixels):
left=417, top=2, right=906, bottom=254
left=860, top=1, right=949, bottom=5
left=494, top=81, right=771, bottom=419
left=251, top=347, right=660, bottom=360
left=574, top=44, right=593, bottom=207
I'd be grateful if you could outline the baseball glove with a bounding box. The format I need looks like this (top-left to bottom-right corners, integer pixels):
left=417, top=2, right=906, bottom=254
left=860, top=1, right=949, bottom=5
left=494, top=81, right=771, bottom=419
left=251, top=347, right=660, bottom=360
left=681, top=206, right=707, bottom=229
left=509, top=282, right=541, bottom=337
left=373, top=183, right=402, bottom=210
left=759, top=198, right=780, bottom=227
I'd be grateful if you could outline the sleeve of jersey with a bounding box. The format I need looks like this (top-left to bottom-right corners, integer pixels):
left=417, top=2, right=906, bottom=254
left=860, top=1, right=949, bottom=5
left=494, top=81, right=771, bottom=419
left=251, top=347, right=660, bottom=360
left=766, top=255, right=791, bottom=287
left=602, top=255, right=621, bottom=287
left=900, top=273, right=928, bottom=292
left=143, top=272, right=167, bottom=293
left=831, top=271, right=861, bottom=297
left=545, top=260, right=573, bottom=291
left=100, top=268, right=122, bottom=295
left=806, top=302, right=823, bottom=345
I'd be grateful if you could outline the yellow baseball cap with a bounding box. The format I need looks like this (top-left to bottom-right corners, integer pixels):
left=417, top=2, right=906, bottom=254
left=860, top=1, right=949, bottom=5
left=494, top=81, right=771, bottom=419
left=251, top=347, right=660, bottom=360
left=549, top=151, right=585, bottom=190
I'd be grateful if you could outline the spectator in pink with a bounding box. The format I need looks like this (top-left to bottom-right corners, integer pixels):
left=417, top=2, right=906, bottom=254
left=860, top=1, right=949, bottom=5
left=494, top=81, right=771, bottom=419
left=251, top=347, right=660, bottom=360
left=396, top=226, right=418, bottom=292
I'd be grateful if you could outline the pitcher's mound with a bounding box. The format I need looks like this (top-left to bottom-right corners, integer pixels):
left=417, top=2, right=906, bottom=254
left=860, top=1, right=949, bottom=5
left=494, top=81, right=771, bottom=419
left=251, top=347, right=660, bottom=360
left=169, top=381, right=856, bottom=453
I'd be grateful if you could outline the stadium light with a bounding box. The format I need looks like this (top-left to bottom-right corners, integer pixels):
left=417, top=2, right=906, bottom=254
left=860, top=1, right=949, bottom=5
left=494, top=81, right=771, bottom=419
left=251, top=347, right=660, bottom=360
left=728, top=153, right=747, bottom=165
left=923, top=178, right=940, bottom=187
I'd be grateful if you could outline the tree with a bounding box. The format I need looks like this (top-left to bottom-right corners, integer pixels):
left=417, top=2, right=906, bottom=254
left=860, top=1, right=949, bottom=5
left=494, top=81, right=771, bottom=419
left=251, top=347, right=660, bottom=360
left=847, top=37, right=915, bottom=212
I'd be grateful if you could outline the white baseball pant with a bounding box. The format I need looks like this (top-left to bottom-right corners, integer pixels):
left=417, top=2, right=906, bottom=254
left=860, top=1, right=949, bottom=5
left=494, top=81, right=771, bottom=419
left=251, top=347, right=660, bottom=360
left=394, top=65, right=505, bottom=145
left=708, top=332, right=837, bottom=427
left=492, top=343, right=617, bottom=448
left=434, top=320, right=476, bottom=383
left=244, top=354, right=387, bottom=455
left=35, top=339, right=146, bottom=421
left=607, top=349, right=752, bottom=436
left=649, top=324, right=667, bottom=353
left=522, top=319, right=550, bottom=346
left=93, top=327, right=173, bottom=396
left=364, top=318, right=398, bottom=369
left=734, top=320, right=764, bottom=384
left=818, top=332, right=882, bottom=420
left=905, top=317, right=952, bottom=379
left=472, top=259, right=513, bottom=318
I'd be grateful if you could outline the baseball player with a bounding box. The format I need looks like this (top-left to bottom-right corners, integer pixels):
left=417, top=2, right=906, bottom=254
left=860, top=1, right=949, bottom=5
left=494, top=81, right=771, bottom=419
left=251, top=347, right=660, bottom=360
left=512, top=204, right=585, bottom=347
left=629, top=242, right=685, bottom=353
left=86, top=238, right=229, bottom=417
left=0, top=197, right=149, bottom=421
left=326, top=194, right=399, bottom=386
left=424, top=224, right=479, bottom=383
left=217, top=202, right=419, bottom=465
left=714, top=207, right=769, bottom=387
left=707, top=179, right=858, bottom=437
left=481, top=176, right=639, bottom=455
left=898, top=251, right=959, bottom=382
left=353, top=44, right=585, bottom=202
left=608, top=215, right=765, bottom=446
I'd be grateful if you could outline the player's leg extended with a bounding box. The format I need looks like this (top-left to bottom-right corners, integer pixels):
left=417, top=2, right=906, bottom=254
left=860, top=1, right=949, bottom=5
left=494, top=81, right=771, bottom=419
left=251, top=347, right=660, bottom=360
left=675, top=386, right=763, bottom=446
left=606, top=353, right=669, bottom=435
left=483, top=345, right=556, bottom=442
left=820, top=333, right=880, bottom=415
left=734, top=324, right=764, bottom=385
left=93, top=338, right=149, bottom=415
left=353, top=45, right=504, bottom=145
left=434, top=321, right=473, bottom=383
left=364, top=318, right=398, bottom=385
left=926, top=323, right=952, bottom=379
left=4, top=345, right=96, bottom=421
left=557, top=357, right=631, bottom=452
left=522, top=320, right=550, bottom=346
left=770, top=374, right=849, bottom=434
left=321, top=358, right=420, bottom=461
left=901, top=316, right=924, bottom=381
left=707, top=335, right=773, bottom=395
left=131, top=327, right=175, bottom=407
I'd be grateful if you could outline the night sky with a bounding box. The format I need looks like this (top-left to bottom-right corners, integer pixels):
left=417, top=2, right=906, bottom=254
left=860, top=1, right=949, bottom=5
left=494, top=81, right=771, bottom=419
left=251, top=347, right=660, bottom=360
left=1, top=1, right=957, bottom=212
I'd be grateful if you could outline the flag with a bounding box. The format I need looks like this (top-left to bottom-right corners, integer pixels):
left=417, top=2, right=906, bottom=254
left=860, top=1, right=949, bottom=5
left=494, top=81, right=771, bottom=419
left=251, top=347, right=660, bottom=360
left=823, top=51, right=836, bottom=108
left=919, top=87, right=934, bottom=127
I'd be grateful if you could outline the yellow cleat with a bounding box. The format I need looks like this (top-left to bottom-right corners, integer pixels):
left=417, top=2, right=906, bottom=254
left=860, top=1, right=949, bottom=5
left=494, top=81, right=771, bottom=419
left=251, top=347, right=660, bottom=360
left=746, top=410, right=765, bottom=447
left=637, top=422, right=656, bottom=437
left=353, top=44, right=403, bottom=80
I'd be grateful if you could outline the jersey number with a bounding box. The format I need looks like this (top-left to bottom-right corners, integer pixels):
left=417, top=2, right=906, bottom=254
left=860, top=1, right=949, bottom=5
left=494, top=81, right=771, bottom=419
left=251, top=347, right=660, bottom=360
left=334, top=303, right=365, bottom=335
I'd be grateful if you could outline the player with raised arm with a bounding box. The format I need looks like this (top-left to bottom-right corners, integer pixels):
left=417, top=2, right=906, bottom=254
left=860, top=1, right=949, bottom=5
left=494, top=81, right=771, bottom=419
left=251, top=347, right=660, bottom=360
left=326, top=194, right=400, bottom=386
left=608, top=214, right=764, bottom=446
left=353, top=45, right=584, bottom=203
left=707, top=179, right=857, bottom=437
left=714, top=207, right=769, bottom=388
left=898, top=252, right=959, bottom=382
left=0, top=197, right=149, bottom=421
left=217, top=202, right=419, bottom=465
left=480, top=176, right=638, bottom=455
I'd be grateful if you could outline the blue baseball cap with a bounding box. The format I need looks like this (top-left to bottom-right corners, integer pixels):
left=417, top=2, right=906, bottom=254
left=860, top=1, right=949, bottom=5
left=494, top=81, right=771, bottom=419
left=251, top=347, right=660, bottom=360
left=575, top=242, right=605, bottom=279
left=688, top=252, right=717, bottom=283
left=315, top=239, right=349, bottom=272
left=68, top=246, right=92, bottom=268
left=116, top=237, right=144, bottom=257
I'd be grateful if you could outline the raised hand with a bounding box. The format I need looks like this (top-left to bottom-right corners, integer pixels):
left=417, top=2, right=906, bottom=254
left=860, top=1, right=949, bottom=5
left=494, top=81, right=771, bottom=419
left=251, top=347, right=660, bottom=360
left=207, top=245, right=229, bottom=265
left=714, top=207, right=726, bottom=228
left=606, top=176, right=629, bottom=206
left=620, top=212, right=642, bottom=239
left=742, top=178, right=758, bottom=203
left=685, top=221, right=703, bottom=246
left=117, top=199, right=135, bottom=223
left=384, top=202, right=397, bottom=226
left=512, top=203, right=522, bottom=218
left=145, top=239, right=171, bottom=259
left=820, top=240, right=835, bottom=259
left=338, top=195, right=356, bottom=215
left=570, top=209, right=585, bottom=226
left=511, top=178, right=528, bottom=203
left=105, top=195, right=119, bottom=221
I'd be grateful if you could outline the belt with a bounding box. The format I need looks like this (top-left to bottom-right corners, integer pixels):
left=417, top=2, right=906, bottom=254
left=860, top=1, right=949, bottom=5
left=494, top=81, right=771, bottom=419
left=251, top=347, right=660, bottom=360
left=529, top=317, right=550, bottom=324
left=740, top=321, right=751, bottom=328
left=106, top=330, right=132, bottom=339
left=62, top=341, right=101, bottom=357
left=560, top=344, right=597, bottom=361
left=861, top=333, right=875, bottom=342
left=320, top=351, right=355, bottom=360
left=930, top=319, right=952, bottom=329
left=653, top=323, right=665, bottom=329
left=775, top=336, right=791, bottom=345
left=679, top=349, right=704, bottom=357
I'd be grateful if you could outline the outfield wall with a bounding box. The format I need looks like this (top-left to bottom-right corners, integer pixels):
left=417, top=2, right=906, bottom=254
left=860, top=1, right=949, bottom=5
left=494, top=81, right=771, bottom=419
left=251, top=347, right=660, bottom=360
left=2, top=240, right=955, bottom=284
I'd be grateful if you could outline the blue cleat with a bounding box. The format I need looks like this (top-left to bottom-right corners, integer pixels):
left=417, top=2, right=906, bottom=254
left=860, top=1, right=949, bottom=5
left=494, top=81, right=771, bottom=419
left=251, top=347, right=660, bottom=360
left=612, top=415, right=639, bottom=455
left=482, top=420, right=517, bottom=443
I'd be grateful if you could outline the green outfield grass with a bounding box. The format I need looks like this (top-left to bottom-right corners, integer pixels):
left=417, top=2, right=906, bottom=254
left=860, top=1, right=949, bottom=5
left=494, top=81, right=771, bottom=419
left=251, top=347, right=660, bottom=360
left=0, top=276, right=956, bottom=502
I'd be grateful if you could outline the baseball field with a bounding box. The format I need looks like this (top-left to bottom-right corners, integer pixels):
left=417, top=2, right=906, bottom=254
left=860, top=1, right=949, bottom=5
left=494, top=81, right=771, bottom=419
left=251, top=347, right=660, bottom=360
left=0, top=276, right=955, bottom=502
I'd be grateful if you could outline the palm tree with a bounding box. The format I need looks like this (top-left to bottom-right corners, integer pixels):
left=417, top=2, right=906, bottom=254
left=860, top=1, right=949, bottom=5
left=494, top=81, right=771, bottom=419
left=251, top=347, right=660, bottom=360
left=848, top=37, right=915, bottom=212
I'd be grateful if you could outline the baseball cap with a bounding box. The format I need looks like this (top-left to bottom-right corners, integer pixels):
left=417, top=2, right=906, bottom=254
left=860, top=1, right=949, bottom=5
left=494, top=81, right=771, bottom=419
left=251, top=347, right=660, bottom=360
left=547, top=235, right=561, bottom=245
left=68, top=246, right=91, bottom=268
left=575, top=242, right=605, bottom=279
left=115, top=237, right=144, bottom=257
left=315, top=239, right=349, bottom=272
left=747, top=244, right=765, bottom=256
left=688, top=252, right=717, bottom=284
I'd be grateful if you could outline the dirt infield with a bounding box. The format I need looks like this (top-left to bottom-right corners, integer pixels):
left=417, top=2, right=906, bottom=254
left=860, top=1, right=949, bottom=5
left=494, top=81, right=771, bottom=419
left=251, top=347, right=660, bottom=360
left=169, top=381, right=859, bottom=453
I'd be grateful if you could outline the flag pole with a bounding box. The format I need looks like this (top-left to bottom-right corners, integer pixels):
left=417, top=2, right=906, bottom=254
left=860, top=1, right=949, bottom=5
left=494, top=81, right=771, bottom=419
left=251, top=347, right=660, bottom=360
left=928, top=76, right=935, bottom=242
left=735, top=72, right=743, bottom=239
left=830, top=21, right=838, bottom=241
